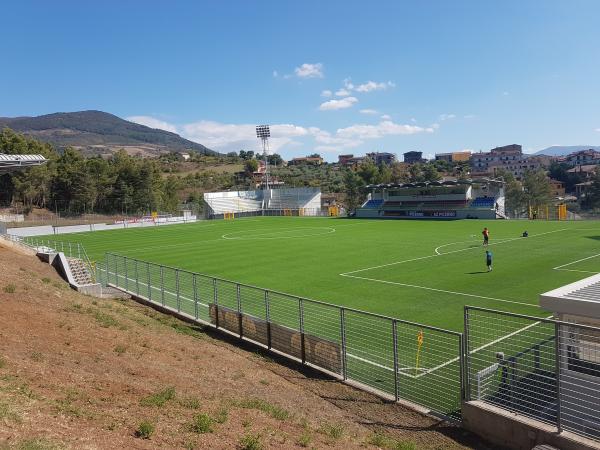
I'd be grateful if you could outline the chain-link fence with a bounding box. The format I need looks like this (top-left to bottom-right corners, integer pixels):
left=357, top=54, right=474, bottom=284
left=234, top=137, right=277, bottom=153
left=99, top=252, right=463, bottom=421
left=465, top=306, right=600, bottom=442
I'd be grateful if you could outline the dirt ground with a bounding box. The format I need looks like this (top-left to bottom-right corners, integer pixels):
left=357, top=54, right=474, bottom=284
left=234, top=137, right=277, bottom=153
left=0, top=242, right=495, bottom=450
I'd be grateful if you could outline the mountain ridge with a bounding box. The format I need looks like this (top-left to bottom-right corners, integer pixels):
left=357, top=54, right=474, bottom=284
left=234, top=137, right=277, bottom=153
left=533, top=145, right=600, bottom=157
left=0, top=110, right=217, bottom=157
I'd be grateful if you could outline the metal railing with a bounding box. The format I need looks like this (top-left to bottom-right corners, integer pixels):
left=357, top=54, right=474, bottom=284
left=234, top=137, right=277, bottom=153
left=465, top=306, right=600, bottom=442
left=18, top=236, right=96, bottom=282
left=99, top=252, right=463, bottom=421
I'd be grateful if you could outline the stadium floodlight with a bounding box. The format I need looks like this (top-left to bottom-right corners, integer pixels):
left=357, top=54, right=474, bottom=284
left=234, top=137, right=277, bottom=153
left=256, top=125, right=271, bottom=191
left=256, top=125, right=270, bottom=139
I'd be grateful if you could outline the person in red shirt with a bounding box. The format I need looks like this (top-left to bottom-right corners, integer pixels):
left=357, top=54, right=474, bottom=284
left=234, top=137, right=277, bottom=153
left=482, top=227, right=489, bottom=247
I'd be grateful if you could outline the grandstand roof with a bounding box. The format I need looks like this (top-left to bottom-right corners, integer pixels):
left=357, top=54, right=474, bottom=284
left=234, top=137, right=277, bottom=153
left=540, top=273, right=600, bottom=320
left=0, top=153, right=47, bottom=173
left=366, top=177, right=504, bottom=190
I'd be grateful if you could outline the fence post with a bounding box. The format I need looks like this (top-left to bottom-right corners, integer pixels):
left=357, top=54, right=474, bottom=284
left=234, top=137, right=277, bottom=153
left=147, top=262, right=151, bottom=300
left=392, top=320, right=399, bottom=402
left=134, top=259, right=139, bottom=296
left=105, top=253, right=109, bottom=285
left=124, top=257, right=129, bottom=292
left=265, top=290, right=271, bottom=349
left=459, top=333, right=465, bottom=403
left=175, top=269, right=181, bottom=312
left=114, top=254, right=118, bottom=287
left=340, top=308, right=347, bottom=380
left=160, top=265, right=165, bottom=306
left=237, top=284, right=243, bottom=338
left=77, top=243, right=81, bottom=260
left=69, top=242, right=72, bottom=256
left=193, top=274, right=198, bottom=320
left=213, top=278, right=219, bottom=329
left=463, top=306, right=471, bottom=401
left=555, top=322, right=562, bottom=433
left=299, top=298, right=305, bottom=364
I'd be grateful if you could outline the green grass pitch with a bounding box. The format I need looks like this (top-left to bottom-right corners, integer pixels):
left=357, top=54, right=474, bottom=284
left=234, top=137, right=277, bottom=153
left=40, top=217, right=600, bottom=332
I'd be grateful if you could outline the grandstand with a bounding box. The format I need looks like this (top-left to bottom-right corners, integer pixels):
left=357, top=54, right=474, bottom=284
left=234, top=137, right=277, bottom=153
left=203, top=187, right=322, bottom=218
left=0, top=153, right=47, bottom=173
left=356, top=178, right=505, bottom=219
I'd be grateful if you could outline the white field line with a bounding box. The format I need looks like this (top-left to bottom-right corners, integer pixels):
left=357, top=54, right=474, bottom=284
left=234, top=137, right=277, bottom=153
left=347, top=314, right=552, bottom=379
left=341, top=274, right=535, bottom=307
left=342, top=228, right=570, bottom=276
left=553, top=252, right=600, bottom=273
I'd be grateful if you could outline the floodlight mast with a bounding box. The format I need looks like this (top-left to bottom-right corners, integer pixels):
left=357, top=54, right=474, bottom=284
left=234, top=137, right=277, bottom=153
left=255, top=125, right=271, bottom=191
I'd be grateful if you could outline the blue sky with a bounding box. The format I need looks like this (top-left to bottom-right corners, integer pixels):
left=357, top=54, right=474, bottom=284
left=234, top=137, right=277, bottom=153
left=1, top=0, right=599, bottom=161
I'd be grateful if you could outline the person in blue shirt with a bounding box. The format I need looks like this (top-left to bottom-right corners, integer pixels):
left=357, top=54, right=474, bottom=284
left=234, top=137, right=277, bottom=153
left=486, top=251, right=493, bottom=272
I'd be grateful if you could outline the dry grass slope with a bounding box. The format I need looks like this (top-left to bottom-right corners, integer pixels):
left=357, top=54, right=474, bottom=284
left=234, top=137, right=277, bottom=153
left=0, top=241, right=491, bottom=449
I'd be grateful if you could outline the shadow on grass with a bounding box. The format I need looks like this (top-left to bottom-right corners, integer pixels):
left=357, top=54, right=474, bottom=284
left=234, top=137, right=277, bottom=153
left=466, top=271, right=488, bottom=275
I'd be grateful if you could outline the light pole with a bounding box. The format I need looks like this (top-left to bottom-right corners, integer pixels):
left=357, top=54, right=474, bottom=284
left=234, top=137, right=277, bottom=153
left=256, top=125, right=271, bottom=191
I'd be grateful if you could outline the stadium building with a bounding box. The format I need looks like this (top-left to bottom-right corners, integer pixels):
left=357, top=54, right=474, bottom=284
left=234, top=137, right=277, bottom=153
left=203, top=187, right=324, bottom=219
left=356, top=178, right=505, bottom=219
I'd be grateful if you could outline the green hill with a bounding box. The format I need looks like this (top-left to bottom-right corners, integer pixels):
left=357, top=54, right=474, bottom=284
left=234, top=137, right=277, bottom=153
left=0, top=110, right=217, bottom=157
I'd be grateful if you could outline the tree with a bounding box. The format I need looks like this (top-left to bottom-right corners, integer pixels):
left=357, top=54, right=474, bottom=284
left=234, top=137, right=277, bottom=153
left=356, top=160, right=379, bottom=185
left=495, top=169, right=526, bottom=215
left=244, top=159, right=258, bottom=175
left=343, top=169, right=365, bottom=213
left=390, top=162, right=409, bottom=183
left=548, top=161, right=582, bottom=193
left=581, top=166, right=600, bottom=210
left=267, top=153, right=284, bottom=166
left=522, top=169, right=552, bottom=209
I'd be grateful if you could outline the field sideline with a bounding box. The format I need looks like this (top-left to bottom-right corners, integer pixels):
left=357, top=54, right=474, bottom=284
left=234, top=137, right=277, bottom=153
left=41, top=217, right=599, bottom=331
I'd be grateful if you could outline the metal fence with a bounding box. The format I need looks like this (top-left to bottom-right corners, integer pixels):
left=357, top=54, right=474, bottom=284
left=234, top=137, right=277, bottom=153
left=11, top=235, right=97, bottom=282
left=465, top=306, right=600, bottom=442
left=99, top=252, right=463, bottom=421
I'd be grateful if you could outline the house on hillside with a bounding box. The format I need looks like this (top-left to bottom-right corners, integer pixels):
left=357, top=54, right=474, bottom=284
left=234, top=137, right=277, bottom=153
left=289, top=156, right=324, bottom=166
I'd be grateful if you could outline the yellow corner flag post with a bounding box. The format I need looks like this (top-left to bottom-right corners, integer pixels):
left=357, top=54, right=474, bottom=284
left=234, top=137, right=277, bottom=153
left=415, top=330, right=424, bottom=376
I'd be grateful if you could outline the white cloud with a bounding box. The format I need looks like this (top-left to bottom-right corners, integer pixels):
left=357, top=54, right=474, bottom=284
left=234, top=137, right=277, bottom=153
left=335, top=88, right=351, bottom=97
left=380, top=114, right=392, bottom=120
left=337, top=120, right=435, bottom=140
left=319, top=96, right=358, bottom=111
left=595, top=128, right=600, bottom=132
left=410, top=118, right=417, bottom=123
left=181, top=121, right=308, bottom=154
left=272, top=70, right=278, bottom=78
left=354, top=80, right=395, bottom=93
left=343, top=78, right=354, bottom=90
left=502, top=91, right=509, bottom=96
left=359, top=109, right=379, bottom=115
left=439, top=113, right=456, bottom=121
left=321, top=90, right=332, bottom=98
left=127, top=116, right=178, bottom=134
left=294, top=63, right=324, bottom=78
left=464, top=114, right=476, bottom=119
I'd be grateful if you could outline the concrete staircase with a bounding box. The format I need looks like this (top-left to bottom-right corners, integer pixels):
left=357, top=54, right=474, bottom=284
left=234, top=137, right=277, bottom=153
left=67, top=258, right=94, bottom=285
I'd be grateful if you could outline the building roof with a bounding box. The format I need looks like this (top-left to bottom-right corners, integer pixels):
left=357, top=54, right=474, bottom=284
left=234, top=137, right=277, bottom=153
left=0, top=153, right=47, bottom=173
left=540, top=273, right=600, bottom=320
left=567, top=164, right=597, bottom=173
left=366, top=177, right=503, bottom=190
